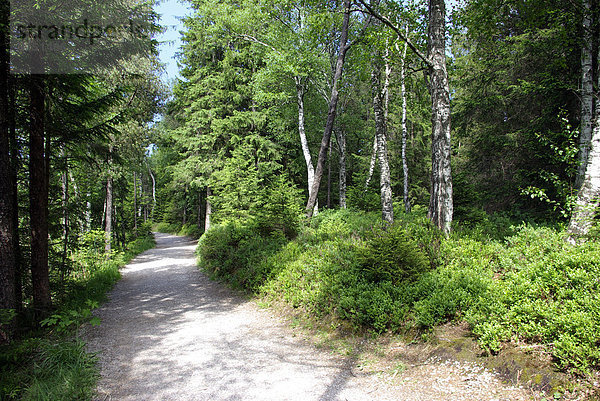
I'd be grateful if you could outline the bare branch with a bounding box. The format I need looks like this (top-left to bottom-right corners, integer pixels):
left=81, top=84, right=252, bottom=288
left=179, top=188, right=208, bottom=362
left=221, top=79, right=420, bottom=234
left=237, top=33, right=280, bottom=55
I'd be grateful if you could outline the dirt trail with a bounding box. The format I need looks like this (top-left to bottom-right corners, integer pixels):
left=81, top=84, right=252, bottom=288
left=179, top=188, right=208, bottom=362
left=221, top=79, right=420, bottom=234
left=84, top=232, right=535, bottom=401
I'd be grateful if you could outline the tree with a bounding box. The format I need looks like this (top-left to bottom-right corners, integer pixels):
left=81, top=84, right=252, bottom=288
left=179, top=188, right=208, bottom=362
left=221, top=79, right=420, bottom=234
left=358, top=0, right=452, bottom=232
left=0, top=0, right=17, bottom=339
left=426, top=0, right=453, bottom=233
left=575, top=0, right=594, bottom=189
left=371, top=51, right=394, bottom=224
left=305, top=0, right=366, bottom=218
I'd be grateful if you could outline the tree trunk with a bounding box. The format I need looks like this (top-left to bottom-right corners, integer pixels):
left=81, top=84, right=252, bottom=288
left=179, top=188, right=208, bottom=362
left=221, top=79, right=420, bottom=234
left=182, top=186, right=187, bottom=226
left=198, top=190, right=204, bottom=230
left=365, top=135, right=377, bottom=190
left=296, top=78, right=318, bottom=215
left=0, top=1, right=17, bottom=339
left=427, top=0, right=453, bottom=234
left=205, top=187, right=212, bottom=232
left=337, top=129, right=347, bottom=209
left=148, top=166, right=156, bottom=218
left=29, top=75, right=52, bottom=316
left=305, top=0, right=352, bottom=219
left=576, top=0, right=594, bottom=189
left=398, top=32, right=411, bottom=213
left=567, top=112, right=600, bottom=243
left=372, top=59, right=394, bottom=224
left=9, top=73, right=22, bottom=315
left=568, top=45, right=600, bottom=243
left=61, top=148, right=69, bottom=285
left=327, top=137, right=332, bottom=209
left=105, top=155, right=113, bottom=254
left=133, top=171, right=138, bottom=235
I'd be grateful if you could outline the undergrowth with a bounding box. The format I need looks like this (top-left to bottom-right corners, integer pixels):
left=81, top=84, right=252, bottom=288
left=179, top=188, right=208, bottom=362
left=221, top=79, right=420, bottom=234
left=197, top=208, right=600, bottom=377
left=0, top=231, right=155, bottom=400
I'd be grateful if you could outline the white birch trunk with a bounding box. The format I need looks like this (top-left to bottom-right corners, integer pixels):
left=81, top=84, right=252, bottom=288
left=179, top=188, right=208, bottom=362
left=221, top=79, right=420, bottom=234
left=296, top=77, right=318, bottom=215
left=427, top=0, right=453, bottom=234
left=337, top=129, right=347, bottom=209
left=398, top=30, right=411, bottom=213
left=568, top=43, right=600, bottom=243
left=149, top=167, right=156, bottom=218
left=568, top=112, right=600, bottom=242
left=576, top=0, right=594, bottom=189
left=365, top=135, right=377, bottom=190
left=372, top=60, right=394, bottom=224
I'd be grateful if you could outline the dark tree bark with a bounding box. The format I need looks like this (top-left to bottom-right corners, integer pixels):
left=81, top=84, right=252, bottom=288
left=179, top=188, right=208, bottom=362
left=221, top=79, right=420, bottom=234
left=29, top=75, right=52, bottom=316
left=426, top=0, right=453, bottom=234
left=9, top=75, right=22, bottom=314
left=0, top=0, right=17, bottom=339
left=305, top=0, right=353, bottom=218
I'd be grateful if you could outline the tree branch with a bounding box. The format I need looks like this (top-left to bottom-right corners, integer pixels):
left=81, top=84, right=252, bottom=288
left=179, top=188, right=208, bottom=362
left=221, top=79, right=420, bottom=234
left=237, top=33, right=280, bottom=55
left=356, top=0, right=432, bottom=68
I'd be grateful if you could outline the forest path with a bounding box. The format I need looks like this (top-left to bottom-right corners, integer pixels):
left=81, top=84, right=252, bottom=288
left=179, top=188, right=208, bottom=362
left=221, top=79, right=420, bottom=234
left=84, top=232, right=535, bottom=401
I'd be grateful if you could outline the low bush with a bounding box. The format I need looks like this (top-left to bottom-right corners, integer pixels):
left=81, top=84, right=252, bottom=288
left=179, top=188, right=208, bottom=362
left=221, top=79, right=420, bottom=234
left=196, top=209, right=600, bottom=375
left=466, top=229, right=600, bottom=374
left=356, top=224, right=430, bottom=284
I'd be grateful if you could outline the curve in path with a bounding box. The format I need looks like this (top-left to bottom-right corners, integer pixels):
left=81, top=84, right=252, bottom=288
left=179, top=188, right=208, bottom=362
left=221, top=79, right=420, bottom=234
left=84, top=233, right=376, bottom=401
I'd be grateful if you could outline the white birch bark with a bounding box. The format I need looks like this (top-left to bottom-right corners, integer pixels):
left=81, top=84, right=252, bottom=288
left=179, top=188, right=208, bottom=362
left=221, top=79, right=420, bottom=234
left=568, top=112, right=600, bottom=243
left=296, top=77, right=318, bottom=214
left=148, top=167, right=156, bottom=218
left=365, top=135, right=377, bottom=190
left=337, top=129, right=347, bottom=209
left=372, top=59, right=394, bottom=224
left=576, top=0, right=594, bottom=189
left=397, top=30, right=411, bottom=213
left=427, top=0, right=453, bottom=234
left=568, top=43, right=600, bottom=243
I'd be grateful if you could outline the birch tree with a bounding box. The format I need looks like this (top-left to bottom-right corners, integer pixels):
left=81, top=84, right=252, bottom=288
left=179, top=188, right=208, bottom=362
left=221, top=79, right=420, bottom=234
left=305, top=0, right=371, bottom=218
left=568, top=42, right=600, bottom=242
left=575, top=0, right=594, bottom=189
left=371, top=54, right=394, bottom=224
left=359, top=0, right=452, bottom=232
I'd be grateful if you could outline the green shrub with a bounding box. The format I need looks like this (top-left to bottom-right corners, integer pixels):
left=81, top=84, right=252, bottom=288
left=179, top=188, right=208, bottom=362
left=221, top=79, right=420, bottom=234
left=467, top=235, right=600, bottom=374
left=178, top=223, right=203, bottom=239
left=154, top=221, right=181, bottom=234
left=196, top=210, right=600, bottom=375
left=356, top=224, right=430, bottom=284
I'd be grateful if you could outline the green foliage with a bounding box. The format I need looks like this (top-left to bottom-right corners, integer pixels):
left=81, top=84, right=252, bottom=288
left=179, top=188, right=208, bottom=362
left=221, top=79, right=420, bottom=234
left=154, top=221, right=182, bottom=234
left=198, top=209, right=600, bottom=375
left=356, top=224, right=430, bottom=284
left=466, top=229, right=600, bottom=374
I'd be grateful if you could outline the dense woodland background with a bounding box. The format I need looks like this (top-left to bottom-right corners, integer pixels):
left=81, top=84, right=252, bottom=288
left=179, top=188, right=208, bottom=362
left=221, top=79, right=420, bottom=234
left=2, top=0, right=600, bottom=398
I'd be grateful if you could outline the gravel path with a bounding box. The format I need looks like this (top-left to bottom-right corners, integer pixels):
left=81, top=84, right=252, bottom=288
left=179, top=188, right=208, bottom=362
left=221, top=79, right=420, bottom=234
left=84, top=232, right=535, bottom=401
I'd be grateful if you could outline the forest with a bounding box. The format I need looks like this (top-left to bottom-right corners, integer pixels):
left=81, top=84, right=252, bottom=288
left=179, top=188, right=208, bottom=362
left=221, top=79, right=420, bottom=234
left=2, top=0, right=600, bottom=398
